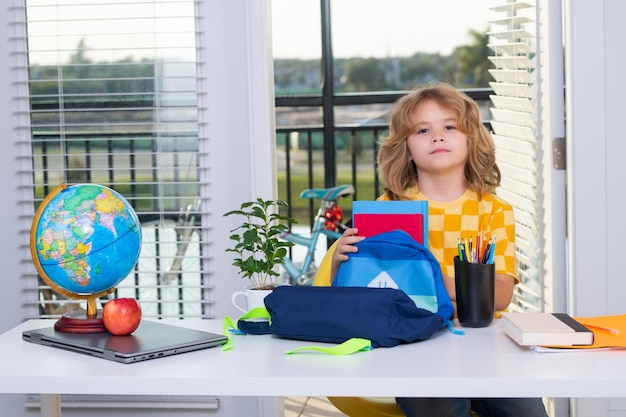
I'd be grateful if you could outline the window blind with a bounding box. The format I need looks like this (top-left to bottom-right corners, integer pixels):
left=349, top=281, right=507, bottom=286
left=17, top=0, right=214, bottom=320
left=488, top=0, right=542, bottom=312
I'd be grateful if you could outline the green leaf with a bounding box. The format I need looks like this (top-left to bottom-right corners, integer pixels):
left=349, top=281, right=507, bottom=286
left=223, top=198, right=297, bottom=288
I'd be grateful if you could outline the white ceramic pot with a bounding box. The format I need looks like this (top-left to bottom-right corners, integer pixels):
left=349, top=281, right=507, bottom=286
left=231, top=284, right=278, bottom=313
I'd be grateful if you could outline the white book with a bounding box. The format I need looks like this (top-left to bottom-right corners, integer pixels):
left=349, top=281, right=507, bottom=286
left=501, top=312, right=594, bottom=346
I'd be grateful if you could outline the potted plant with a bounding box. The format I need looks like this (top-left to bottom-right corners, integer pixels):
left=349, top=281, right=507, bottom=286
left=223, top=198, right=296, bottom=291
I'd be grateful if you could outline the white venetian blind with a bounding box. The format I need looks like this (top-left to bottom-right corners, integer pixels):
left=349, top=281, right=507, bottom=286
left=16, top=0, right=214, bottom=320
left=488, top=0, right=542, bottom=312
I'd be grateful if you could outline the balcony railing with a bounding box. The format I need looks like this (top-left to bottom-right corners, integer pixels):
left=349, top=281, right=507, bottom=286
left=31, top=88, right=492, bottom=227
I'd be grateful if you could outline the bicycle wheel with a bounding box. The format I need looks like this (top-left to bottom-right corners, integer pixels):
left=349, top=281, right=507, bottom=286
left=115, top=216, right=207, bottom=319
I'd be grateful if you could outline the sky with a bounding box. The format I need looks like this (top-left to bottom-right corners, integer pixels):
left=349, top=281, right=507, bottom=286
left=271, top=0, right=495, bottom=59
left=26, top=0, right=496, bottom=65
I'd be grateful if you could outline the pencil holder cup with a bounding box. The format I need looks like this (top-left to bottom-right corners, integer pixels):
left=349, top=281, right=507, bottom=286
left=454, top=256, right=495, bottom=328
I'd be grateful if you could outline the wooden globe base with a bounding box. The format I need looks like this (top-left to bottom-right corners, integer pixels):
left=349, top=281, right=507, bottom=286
left=53, top=296, right=110, bottom=333
left=54, top=309, right=107, bottom=333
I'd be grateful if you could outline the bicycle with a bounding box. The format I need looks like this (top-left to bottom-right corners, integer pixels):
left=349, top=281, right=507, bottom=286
left=279, top=184, right=355, bottom=286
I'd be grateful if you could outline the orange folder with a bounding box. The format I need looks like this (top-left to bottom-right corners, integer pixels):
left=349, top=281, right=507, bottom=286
left=541, top=314, right=626, bottom=349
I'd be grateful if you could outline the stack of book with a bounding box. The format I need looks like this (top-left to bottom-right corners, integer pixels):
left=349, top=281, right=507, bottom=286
left=501, top=312, right=626, bottom=351
left=352, top=200, right=428, bottom=246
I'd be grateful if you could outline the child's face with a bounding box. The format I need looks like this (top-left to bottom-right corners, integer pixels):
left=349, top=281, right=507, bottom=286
left=406, top=100, right=468, bottom=176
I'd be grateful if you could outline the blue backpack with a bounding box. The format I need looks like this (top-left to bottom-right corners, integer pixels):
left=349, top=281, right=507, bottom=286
left=333, top=229, right=455, bottom=326
left=224, top=230, right=457, bottom=352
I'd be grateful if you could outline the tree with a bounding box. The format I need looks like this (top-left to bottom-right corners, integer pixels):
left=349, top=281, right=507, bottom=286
left=344, top=58, right=388, bottom=92
left=451, top=28, right=493, bottom=87
left=398, top=53, right=454, bottom=88
left=68, top=38, right=92, bottom=65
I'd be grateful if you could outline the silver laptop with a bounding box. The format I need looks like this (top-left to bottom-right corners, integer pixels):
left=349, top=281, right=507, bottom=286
left=22, top=320, right=227, bottom=364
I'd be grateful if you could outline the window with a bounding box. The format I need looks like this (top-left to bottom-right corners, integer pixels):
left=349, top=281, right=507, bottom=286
left=20, top=0, right=213, bottom=319
left=272, top=0, right=551, bottom=314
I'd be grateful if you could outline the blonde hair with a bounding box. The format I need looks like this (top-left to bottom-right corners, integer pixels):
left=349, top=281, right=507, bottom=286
left=377, top=82, right=500, bottom=200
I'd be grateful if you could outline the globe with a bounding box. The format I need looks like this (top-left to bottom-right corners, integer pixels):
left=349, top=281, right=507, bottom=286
left=30, top=183, right=142, bottom=332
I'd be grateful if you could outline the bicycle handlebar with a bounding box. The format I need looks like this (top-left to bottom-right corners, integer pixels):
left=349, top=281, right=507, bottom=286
left=299, top=184, right=355, bottom=201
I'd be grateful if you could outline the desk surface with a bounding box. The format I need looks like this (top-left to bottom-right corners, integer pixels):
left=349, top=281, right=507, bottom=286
left=2, top=319, right=626, bottom=398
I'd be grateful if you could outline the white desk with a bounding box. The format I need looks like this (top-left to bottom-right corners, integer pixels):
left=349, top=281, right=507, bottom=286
left=2, top=319, right=626, bottom=417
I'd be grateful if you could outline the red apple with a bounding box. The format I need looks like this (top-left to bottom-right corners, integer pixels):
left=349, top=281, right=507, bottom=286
left=102, top=298, right=142, bottom=335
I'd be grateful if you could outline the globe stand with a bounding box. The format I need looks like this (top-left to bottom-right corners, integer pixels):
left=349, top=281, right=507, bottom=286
left=54, top=311, right=106, bottom=333
left=54, top=295, right=111, bottom=333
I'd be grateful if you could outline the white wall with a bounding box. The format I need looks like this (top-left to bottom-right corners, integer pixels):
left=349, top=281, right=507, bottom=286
left=0, top=1, right=277, bottom=416
left=0, top=4, right=32, bottom=333
left=0, top=0, right=40, bottom=406
left=565, top=0, right=626, bottom=416
left=201, top=0, right=279, bottom=321
left=565, top=0, right=626, bottom=329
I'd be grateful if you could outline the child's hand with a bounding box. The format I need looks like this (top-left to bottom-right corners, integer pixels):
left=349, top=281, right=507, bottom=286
left=330, top=227, right=365, bottom=280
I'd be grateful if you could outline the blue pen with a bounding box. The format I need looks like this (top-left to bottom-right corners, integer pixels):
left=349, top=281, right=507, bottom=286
left=487, top=237, right=496, bottom=264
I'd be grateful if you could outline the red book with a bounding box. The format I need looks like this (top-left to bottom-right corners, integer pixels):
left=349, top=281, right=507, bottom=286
left=353, top=213, right=425, bottom=245
left=352, top=201, right=428, bottom=246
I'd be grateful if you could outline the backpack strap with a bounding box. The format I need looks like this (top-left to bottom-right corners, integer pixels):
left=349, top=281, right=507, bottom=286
left=284, top=338, right=372, bottom=355
left=222, top=306, right=373, bottom=355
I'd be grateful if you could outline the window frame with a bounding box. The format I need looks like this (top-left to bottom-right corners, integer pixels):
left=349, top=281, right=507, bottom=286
left=6, top=0, right=277, bottom=324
